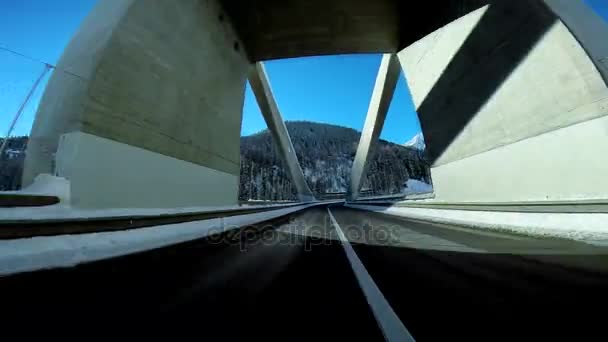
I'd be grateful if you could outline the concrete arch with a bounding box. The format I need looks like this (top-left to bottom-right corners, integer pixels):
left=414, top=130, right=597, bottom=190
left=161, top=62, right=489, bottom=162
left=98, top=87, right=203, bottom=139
left=23, top=0, right=250, bottom=208
left=397, top=0, right=608, bottom=202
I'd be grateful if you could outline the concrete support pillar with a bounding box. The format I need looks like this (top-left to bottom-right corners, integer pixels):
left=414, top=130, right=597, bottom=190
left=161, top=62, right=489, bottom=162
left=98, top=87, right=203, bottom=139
left=248, top=63, right=315, bottom=202
left=22, top=0, right=250, bottom=208
left=348, top=53, right=401, bottom=201
left=398, top=0, right=608, bottom=202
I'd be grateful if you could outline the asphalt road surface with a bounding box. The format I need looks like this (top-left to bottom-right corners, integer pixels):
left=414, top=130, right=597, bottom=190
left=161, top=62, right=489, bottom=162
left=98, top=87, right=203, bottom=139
left=2, top=205, right=608, bottom=341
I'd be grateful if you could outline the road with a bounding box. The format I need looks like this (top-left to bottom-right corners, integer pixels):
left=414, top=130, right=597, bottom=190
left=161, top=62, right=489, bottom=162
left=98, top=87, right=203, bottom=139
left=2, top=205, right=608, bottom=340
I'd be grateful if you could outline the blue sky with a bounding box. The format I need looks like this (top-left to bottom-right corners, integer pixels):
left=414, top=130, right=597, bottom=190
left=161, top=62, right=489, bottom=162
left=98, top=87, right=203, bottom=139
left=0, top=0, right=97, bottom=137
left=587, top=0, right=608, bottom=20
left=241, top=55, right=421, bottom=143
left=2, top=0, right=607, bottom=144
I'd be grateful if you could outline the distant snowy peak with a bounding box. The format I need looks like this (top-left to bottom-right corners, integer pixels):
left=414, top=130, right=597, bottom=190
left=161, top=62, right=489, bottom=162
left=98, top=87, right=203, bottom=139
left=404, top=133, right=426, bottom=151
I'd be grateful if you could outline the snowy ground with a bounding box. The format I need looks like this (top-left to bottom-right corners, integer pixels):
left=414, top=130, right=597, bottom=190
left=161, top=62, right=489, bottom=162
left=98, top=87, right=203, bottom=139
left=2, top=174, right=71, bottom=202
left=347, top=204, right=608, bottom=246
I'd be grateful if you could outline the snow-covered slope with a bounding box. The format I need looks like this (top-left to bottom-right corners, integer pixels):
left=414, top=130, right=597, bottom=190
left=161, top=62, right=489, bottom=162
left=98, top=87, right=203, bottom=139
left=404, top=132, right=426, bottom=151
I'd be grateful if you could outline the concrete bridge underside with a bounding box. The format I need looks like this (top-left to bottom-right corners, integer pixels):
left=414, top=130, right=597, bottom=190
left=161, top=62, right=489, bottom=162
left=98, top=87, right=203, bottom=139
left=21, top=0, right=608, bottom=208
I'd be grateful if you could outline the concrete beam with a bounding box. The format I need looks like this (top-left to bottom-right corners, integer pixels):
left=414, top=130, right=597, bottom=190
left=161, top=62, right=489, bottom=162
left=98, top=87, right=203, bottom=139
left=349, top=53, right=401, bottom=201
left=219, top=0, right=489, bottom=62
left=248, top=63, right=315, bottom=202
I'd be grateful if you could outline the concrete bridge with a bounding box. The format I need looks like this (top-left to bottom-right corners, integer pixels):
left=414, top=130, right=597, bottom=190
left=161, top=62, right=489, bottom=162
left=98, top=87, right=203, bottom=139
left=3, top=2, right=608, bottom=338
left=19, top=0, right=608, bottom=209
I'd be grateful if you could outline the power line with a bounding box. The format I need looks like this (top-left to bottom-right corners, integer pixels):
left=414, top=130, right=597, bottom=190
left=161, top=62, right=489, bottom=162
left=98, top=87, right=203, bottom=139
left=0, top=45, right=87, bottom=81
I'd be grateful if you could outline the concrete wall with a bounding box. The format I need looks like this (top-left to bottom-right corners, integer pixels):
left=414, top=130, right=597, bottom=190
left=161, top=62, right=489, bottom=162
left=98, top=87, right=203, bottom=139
left=23, top=0, right=249, bottom=208
left=544, top=0, right=608, bottom=83
left=431, top=115, right=608, bottom=202
left=56, top=132, right=238, bottom=208
left=22, top=0, right=135, bottom=186
left=398, top=0, right=608, bottom=202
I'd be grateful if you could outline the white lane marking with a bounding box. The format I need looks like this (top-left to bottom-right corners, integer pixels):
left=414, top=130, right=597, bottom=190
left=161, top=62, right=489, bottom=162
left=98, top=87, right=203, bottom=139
left=327, top=208, right=415, bottom=342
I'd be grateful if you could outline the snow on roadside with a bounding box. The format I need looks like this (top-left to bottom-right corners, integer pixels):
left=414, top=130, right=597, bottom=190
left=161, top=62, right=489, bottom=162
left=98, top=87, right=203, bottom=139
left=0, top=202, right=304, bottom=222
left=0, top=203, right=320, bottom=276
left=347, top=204, right=608, bottom=246
left=3, top=174, right=71, bottom=204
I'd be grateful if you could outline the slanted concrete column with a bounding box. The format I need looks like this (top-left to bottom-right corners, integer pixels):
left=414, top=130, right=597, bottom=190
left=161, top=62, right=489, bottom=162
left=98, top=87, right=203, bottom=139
left=23, top=0, right=250, bottom=208
left=248, top=62, right=315, bottom=202
left=349, top=53, right=401, bottom=201
left=398, top=0, right=608, bottom=202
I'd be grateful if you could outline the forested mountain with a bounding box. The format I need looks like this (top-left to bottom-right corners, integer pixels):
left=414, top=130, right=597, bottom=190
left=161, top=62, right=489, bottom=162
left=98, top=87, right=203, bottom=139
left=0, top=136, right=28, bottom=191
left=1, top=125, right=433, bottom=201
left=239, top=121, right=431, bottom=201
